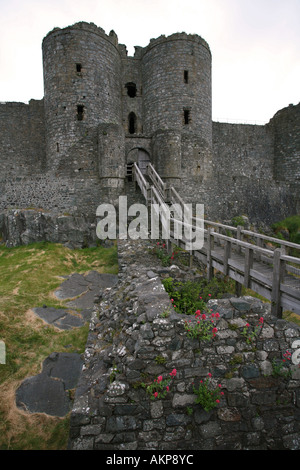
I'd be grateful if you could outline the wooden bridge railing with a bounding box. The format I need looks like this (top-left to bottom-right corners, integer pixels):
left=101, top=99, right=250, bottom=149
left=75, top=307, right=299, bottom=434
left=133, top=162, right=150, bottom=202
left=147, top=163, right=168, bottom=200
left=132, top=162, right=300, bottom=317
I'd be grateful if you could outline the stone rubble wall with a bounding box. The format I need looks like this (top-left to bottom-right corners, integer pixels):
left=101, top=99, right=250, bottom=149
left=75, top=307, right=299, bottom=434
left=68, top=238, right=300, bottom=450
left=0, top=209, right=98, bottom=248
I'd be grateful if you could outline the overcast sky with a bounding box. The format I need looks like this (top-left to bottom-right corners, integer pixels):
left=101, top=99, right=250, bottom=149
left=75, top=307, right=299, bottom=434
left=0, top=0, right=299, bottom=123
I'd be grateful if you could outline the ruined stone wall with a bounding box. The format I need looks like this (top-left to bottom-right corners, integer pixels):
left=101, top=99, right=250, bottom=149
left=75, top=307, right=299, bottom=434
left=68, top=238, right=300, bottom=451
left=0, top=100, right=47, bottom=212
left=0, top=100, right=46, bottom=177
left=178, top=113, right=299, bottom=225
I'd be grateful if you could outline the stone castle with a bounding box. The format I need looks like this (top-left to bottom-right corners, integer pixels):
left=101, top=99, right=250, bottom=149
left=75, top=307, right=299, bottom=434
left=0, top=21, right=299, bottom=225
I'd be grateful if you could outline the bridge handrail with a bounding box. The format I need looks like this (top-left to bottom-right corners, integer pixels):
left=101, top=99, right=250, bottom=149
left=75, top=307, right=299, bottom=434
left=133, top=162, right=150, bottom=201
left=147, top=163, right=167, bottom=199
left=133, top=163, right=300, bottom=316
left=192, top=216, right=300, bottom=254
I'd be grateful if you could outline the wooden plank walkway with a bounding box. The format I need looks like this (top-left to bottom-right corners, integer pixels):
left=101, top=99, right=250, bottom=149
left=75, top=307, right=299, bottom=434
left=132, top=162, right=300, bottom=317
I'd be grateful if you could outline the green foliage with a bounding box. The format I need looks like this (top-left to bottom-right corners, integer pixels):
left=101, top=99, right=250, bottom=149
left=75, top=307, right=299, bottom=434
left=231, top=215, right=247, bottom=227
left=240, top=317, right=264, bottom=345
left=193, top=373, right=223, bottom=412
left=184, top=311, right=219, bottom=341
left=162, top=276, right=233, bottom=315
left=153, top=242, right=177, bottom=266
left=142, top=369, right=177, bottom=400
left=271, top=215, right=300, bottom=245
left=271, top=350, right=292, bottom=378
left=155, top=355, right=166, bottom=364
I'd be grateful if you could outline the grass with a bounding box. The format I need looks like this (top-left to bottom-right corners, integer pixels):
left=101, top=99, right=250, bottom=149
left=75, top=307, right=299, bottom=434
left=0, top=241, right=118, bottom=450
left=271, top=215, right=300, bottom=246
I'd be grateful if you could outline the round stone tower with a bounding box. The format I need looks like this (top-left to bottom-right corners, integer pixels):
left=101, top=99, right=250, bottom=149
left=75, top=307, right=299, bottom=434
left=42, top=22, right=123, bottom=176
left=141, top=33, right=212, bottom=186
left=142, top=32, right=212, bottom=135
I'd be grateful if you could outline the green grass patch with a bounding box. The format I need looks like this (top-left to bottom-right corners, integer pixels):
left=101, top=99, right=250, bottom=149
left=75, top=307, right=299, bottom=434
left=0, top=241, right=118, bottom=450
left=271, top=215, right=300, bottom=246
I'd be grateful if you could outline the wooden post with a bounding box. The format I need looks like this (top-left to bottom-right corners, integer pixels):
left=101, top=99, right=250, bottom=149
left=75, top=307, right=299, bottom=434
left=244, top=247, right=253, bottom=288
left=235, top=281, right=242, bottom=297
left=207, top=228, right=213, bottom=280
left=223, top=240, right=231, bottom=276
left=236, top=226, right=242, bottom=255
left=271, top=248, right=284, bottom=318
left=256, top=237, right=263, bottom=261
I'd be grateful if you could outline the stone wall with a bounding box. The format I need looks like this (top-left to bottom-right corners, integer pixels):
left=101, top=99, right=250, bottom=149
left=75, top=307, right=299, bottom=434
left=0, top=100, right=46, bottom=177
left=68, top=238, right=300, bottom=451
left=0, top=209, right=98, bottom=248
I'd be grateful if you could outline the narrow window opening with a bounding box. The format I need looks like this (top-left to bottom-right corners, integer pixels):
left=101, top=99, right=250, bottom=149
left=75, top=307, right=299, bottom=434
left=184, top=70, right=189, bottom=83
left=76, top=63, right=82, bottom=73
left=56, top=143, right=59, bottom=153
left=184, top=109, right=190, bottom=125
left=125, top=82, right=137, bottom=98
left=128, top=112, right=136, bottom=134
left=77, top=105, right=84, bottom=121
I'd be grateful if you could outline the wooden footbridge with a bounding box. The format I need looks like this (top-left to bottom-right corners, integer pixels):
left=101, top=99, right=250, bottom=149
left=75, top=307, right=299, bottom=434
left=132, top=162, right=300, bottom=317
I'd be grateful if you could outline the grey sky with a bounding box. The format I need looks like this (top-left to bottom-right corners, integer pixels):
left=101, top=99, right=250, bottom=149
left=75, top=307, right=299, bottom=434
left=0, top=0, right=299, bottom=123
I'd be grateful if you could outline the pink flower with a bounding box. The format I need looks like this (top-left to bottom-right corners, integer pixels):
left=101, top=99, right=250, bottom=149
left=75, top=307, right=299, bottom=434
left=216, top=399, right=220, bottom=403
left=246, top=323, right=250, bottom=328
left=157, top=242, right=160, bottom=246
left=157, top=375, right=163, bottom=383
left=154, top=392, right=158, bottom=398
left=195, top=310, right=201, bottom=316
left=259, top=317, right=264, bottom=324
left=202, top=314, right=206, bottom=320
left=208, top=294, right=211, bottom=297
left=218, top=384, right=222, bottom=388
left=171, top=299, right=174, bottom=302
left=220, top=391, right=224, bottom=395
left=208, top=372, right=212, bottom=377
left=166, top=386, right=169, bottom=392
left=212, top=327, right=218, bottom=333
left=170, top=369, right=177, bottom=377
left=215, top=312, right=220, bottom=318
left=199, top=296, right=202, bottom=299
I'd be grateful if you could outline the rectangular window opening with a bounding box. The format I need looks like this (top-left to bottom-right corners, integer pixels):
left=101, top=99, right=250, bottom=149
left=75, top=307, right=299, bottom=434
left=184, top=109, right=190, bottom=125
left=184, top=70, right=189, bottom=83
left=76, top=63, right=82, bottom=73
left=77, top=105, right=84, bottom=121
